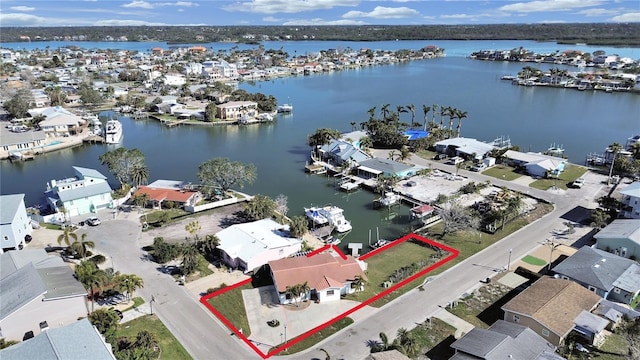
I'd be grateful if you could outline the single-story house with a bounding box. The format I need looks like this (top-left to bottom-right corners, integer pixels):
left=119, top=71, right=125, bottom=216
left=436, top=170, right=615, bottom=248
left=135, top=180, right=202, bottom=209
left=29, top=106, right=83, bottom=138
left=216, top=101, right=258, bottom=120
left=449, top=320, right=561, bottom=360
left=216, top=219, right=302, bottom=272
left=501, top=277, right=602, bottom=346
left=552, top=246, right=640, bottom=305
left=620, top=182, right=640, bottom=219
left=356, top=157, right=422, bottom=179
left=594, top=219, right=640, bottom=260
left=45, top=166, right=113, bottom=218
left=318, top=139, right=371, bottom=167
left=435, top=137, right=497, bottom=161
left=0, top=249, right=88, bottom=342
left=0, top=194, right=32, bottom=253
left=503, top=150, right=566, bottom=178
left=0, top=128, right=46, bottom=155
left=268, top=252, right=367, bottom=304
left=0, top=318, right=115, bottom=359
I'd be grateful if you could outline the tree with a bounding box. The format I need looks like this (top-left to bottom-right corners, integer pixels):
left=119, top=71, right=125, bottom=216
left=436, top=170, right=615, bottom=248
left=275, top=194, right=288, bottom=219
left=130, top=165, right=150, bottom=187
left=3, top=88, right=33, bottom=118
left=57, top=226, right=78, bottom=246
left=180, top=242, right=200, bottom=276
left=185, top=220, right=202, bottom=241
left=289, top=216, right=308, bottom=238
left=45, top=86, right=67, bottom=106
left=244, top=194, right=276, bottom=221
left=422, top=104, right=431, bottom=131
left=132, top=192, right=149, bottom=209
left=395, top=327, right=419, bottom=357
left=285, top=281, right=309, bottom=307
left=197, top=233, right=220, bottom=256
left=75, top=261, right=109, bottom=311
left=407, top=104, right=416, bottom=127
left=197, top=158, right=257, bottom=198
left=159, top=211, right=172, bottom=225
left=114, top=274, right=144, bottom=302
left=205, top=103, right=217, bottom=122
left=352, top=274, right=366, bottom=292
left=99, top=147, right=147, bottom=189
left=69, top=233, right=95, bottom=259
left=455, top=109, right=468, bottom=137
left=308, top=128, right=341, bottom=148
left=89, top=308, right=120, bottom=341
left=78, top=83, right=105, bottom=108
left=439, top=198, right=479, bottom=237
left=152, top=237, right=180, bottom=263
left=376, top=174, right=400, bottom=194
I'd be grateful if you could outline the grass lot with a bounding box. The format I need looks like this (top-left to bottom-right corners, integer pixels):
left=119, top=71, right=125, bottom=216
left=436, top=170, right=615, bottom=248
left=529, top=164, right=588, bottom=190
left=271, top=317, right=354, bottom=354
left=117, top=315, right=191, bottom=360
left=595, top=332, right=629, bottom=359
left=184, top=254, right=214, bottom=282
left=521, top=255, right=547, bottom=266
left=446, top=282, right=515, bottom=329
left=482, top=165, right=523, bottom=181
left=413, top=318, right=457, bottom=359
left=416, top=149, right=438, bottom=161
left=142, top=208, right=189, bottom=226
left=206, top=283, right=252, bottom=336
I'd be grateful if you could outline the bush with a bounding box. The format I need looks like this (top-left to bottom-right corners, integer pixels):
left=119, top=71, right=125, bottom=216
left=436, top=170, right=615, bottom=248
left=152, top=237, right=180, bottom=264
left=89, top=254, right=106, bottom=264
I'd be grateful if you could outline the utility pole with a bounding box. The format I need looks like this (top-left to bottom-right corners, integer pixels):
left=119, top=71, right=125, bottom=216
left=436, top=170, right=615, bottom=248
left=507, top=248, right=512, bottom=271
left=150, top=295, right=155, bottom=315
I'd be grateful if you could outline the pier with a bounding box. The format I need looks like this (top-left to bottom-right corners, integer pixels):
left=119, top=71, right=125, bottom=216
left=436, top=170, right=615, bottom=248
left=83, top=135, right=104, bottom=143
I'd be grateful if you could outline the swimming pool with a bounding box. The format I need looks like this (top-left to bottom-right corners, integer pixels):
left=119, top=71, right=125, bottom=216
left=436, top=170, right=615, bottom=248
left=46, top=141, right=62, bottom=146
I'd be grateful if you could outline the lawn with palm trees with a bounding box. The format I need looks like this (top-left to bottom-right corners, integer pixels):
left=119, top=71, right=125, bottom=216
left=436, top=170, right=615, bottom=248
left=116, top=315, right=191, bottom=360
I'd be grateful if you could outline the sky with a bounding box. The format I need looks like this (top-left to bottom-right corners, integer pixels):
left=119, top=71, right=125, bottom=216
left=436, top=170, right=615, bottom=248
left=1, top=0, right=639, bottom=27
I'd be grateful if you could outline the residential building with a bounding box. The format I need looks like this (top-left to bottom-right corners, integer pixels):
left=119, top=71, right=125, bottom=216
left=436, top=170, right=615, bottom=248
left=594, top=219, right=640, bottom=259
left=0, top=249, right=88, bottom=342
left=45, top=166, right=113, bottom=217
left=268, top=252, right=367, bottom=304
left=501, top=277, right=602, bottom=346
left=449, top=320, right=562, bottom=360
left=215, top=101, right=258, bottom=120
left=318, top=139, right=371, bottom=167
left=435, top=137, right=497, bottom=161
left=620, top=182, right=640, bottom=219
left=0, top=127, right=47, bottom=156
left=134, top=180, right=202, bottom=209
left=356, top=157, right=422, bottom=179
left=503, top=150, right=567, bottom=178
left=0, top=319, right=115, bottom=359
left=553, top=246, right=640, bottom=305
left=216, top=219, right=302, bottom=272
left=29, top=106, right=83, bottom=138
left=0, top=194, right=32, bottom=253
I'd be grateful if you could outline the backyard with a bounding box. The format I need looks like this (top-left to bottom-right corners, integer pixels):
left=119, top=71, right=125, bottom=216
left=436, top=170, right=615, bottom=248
left=529, top=164, right=588, bottom=190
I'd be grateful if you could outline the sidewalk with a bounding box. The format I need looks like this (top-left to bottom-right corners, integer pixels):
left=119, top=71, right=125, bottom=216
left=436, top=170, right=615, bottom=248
left=432, top=308, right=475, bottom=338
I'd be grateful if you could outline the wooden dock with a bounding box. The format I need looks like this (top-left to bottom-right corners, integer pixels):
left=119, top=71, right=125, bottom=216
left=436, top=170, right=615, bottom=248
left=305, top=163, right=327, bottom=174
left=83, top=135, right=104, bottom=143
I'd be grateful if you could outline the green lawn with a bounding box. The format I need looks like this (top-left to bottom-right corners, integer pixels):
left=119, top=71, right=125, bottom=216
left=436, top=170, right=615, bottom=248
left=521, top=255, right=547, bottom=266
left=447, top=300, right=489, bottom=329
left=117, top=315, right=191, bottom=360
left=596, top=332, right=628, bottom=359
left=529, top=164, right=588, bottom=190
left=270, top=317, right=354, bottom=354
left=142, top=208, right=189, bottom=226
left=412, top=318, right=457, bottom=358
left=482, top=165, right=523, bottom=181
left=206, top=283, right=252, bottom=336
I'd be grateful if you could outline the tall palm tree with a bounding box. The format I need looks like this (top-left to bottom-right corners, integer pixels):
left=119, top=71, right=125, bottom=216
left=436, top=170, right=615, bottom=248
left=455, top=110, right=468, bottom=137
left=422, top=104, right=431, bottom=131
left=57, top=226, right=78, bottom=246
left=70, top=233, right=95, bottom=259
left=198, top=233, right=220, bottom=256
left=130, top=164, right=150, bottom=187
left=133, top=192, right=150, bottom=209
left=439, top=105, right=448, bottom=127
left=367, top=106, right=376, bottom=120
left=75, top=261, right=108, bottom=311
left=607, top=142, right=623, bottom=183
left=380, top=103, right=390, bottom=119
left=431, top=103, right=438, bottom=124
left=115, top=274, right=144, bottom=302
left=180, top=242, right=200, bottom=276
left=407, top=104, right=415, bottom=127
left=447, top=107, right=456, bottom=131
left=350, top=121, right=356, bottom=131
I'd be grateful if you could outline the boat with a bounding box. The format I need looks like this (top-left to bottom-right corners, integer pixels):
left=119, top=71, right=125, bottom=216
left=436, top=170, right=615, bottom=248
left=378, top=192, right=401, bottom=207
left=9, top=151, right=22, bottom=160
left=104, top=119, right=123, bottom=144
left=257, top=113, right=274, bottom=121
left=368, top=228, right=391, bottom=249
left=304, top=205, right=352, bottom=233
left=277, top=104, right=293, bottom=113
left=324, top=236, right=341, bottom=246
left=545, top=143, right=565, bottom=157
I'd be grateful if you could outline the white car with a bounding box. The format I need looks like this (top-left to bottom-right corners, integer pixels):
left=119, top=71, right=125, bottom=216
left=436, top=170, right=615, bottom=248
left=86, top=216, right=101, bottom=226
left=572, top=177, right=585, bottom=188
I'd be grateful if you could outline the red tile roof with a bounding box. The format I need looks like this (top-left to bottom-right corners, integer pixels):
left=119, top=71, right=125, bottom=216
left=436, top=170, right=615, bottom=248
left=135, top=186, right=197, bottom=203
left=269, top=253, right=365, bottom=292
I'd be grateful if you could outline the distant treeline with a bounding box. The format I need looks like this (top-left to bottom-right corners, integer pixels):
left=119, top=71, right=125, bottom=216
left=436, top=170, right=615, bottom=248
left=2, top=23, right=640, bottom=47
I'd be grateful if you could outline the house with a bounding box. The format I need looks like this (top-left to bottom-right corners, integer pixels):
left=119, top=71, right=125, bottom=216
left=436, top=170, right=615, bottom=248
left=356, top=157, right=422, bottom=179
left=503, top=150, right=566, bottom=178
left=0, top=126, right=47, bottom=156
left=0, top=249, right=88, bottom=342
left=435, top=137, right=497, bottom=161
left=594, top=219, right=640, bottom=260
left=552, top=246, right=640, bottom=305
left=215, top=101, right=258, bottom=120
left=268, top=252, right=367, bottom=304
left=620, top=182, right=640, bottom=219
left=216, top=219, right=302, bottom=272
left=501, top=277, right=602, bottom=346
left=134, top=180, right=202, bottom=209
left=0, top=318, right=115, bottom=359
left=0, top=194, right=32, bottom=253
left=593, top=298, right=640, bottom=331
left=317, top=139, right=371, bottom=167
left=449, top=320, right=562, bottom=360
left=45, top=166, right=113, bottom=217
left=29, top=106, right=83, bottom=138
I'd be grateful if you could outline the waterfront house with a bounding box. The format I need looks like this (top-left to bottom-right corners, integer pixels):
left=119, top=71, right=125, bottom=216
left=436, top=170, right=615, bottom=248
left=215, top=101, right=258, bottom=120
left=45, top=166, right=113, bottom=218
left=29, top=106, right=83, bottom=138
left=0, top=318, right=115, bottom=359
left=0, top=194, right=32, bottom=253
left=435, top=137, right=497, bottom=161
left=449, top=320, right=561, bottom=360
left=317, top=139, right=371, bottom=167
left=0, top=127, right=46, bottom=157
left=503, top=150, right=566, bottom=178
left=216, top=219, right=302, bottom=273
left=268, top=252, right=367, bottom=304
left=594, top=219, right=640, bottom=260
left=552, top=246, right=640, bottom=305
left=134, top=180, right=202, bottom=209
left=501, top=277, right=602, bottom=346
left=0, top=249, right=88, bottom=342
left=356, top=157, right=421, bottom=179
left=620, top=182, right=640, bottom=219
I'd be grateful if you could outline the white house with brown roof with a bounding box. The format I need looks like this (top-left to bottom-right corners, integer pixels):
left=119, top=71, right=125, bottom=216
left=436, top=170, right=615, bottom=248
left=215, top=101, right=258, bottom=120
left=501, top=277, right=602, bottom=346
left=268, top=253, right=367, bottom=304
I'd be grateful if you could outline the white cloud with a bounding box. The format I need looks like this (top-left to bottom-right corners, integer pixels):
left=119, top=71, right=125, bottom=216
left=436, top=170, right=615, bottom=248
left=9, top=6, right=35, bottom=11
left=282, top=18, right=366, bottom=25
left=440, top=13, right=476, bottom=19
left=343, top=6, right=419, bottom=19
left=610, top=12, right=640, bottom=22
left=262, top=16, right=282, bottom=22
left=94, top=19, right=170, bottom=26
left=577, top=8, right=619, bottom=16
left=0, top=13, right=48, bottom=26
left=122, top=1, right=154, bottom=9
left=499, top=0, right=605, bottom=13
left=538, top=19, right=568, bottom=23
left=156, top=1, right=199, bottom=7
left=224, top=0, right=359, bottom=14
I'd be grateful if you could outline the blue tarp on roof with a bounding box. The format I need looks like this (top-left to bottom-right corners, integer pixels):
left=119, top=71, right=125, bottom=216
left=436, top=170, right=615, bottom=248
left=404, top=129, right=428, bottom=141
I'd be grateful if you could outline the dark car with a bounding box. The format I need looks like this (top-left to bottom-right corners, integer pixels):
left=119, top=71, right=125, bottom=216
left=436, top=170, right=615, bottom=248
left=433, top=153, right=448, bottom=160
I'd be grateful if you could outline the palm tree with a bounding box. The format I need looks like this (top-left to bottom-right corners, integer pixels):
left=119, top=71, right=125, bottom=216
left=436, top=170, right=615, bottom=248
left=180, top=242, right=200, bottom=276
left=367, top=106, right=376, bottom=120
left=350, top=121, right=356, bottom=131
left=447, top=107, right=456, bottom=132
left=352, top=274, right=367, bottom=292
left=607, top=142, right=623, bottom=183
left=70, top=233, right=95, bottom=259
left=198, top=233, right=220, bottom=256
left=455, top=110, right=468, bottom=137
left=380, top=103, right=390, bottom=119
left=388, top=150, right=399, bottom=161
left=422, top=104, right=431, bottom=131
left=130, top=164, right=150, bottom=187
left=57, top=226, right=78, bottom=246
left=114, top=274, right=144, bottom=302
left=431, top=103, right=438, bottom=124
left=407, top=104, right=415, bottom=127
left=133, top=192, right=150, bottom=209
left=75, top=261, right=108, bottom=311
left=439, top=105, right=448, bottom=127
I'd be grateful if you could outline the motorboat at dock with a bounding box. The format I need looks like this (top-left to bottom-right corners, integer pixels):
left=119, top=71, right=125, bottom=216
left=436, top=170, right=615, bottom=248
left=304, top=205, right=352, bottom=233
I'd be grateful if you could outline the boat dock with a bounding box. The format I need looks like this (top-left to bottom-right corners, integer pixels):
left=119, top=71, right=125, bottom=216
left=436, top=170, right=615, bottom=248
left=305, top=163, right=327, bottom=174
left=83, top=135, right=104, bottom=143
left=337, top=175, right=364, bottom=192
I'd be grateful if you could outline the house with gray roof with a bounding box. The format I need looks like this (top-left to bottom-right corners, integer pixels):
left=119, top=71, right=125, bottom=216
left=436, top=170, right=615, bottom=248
left=0, top=249, right=88, bottom=341
left=0, top=194, right=32, bottom=253
left=45, top=166, right=113, bottom=218
left=594, top=219, right=640, bottom=260
left=620, top=182, right=640, bottom=219
left=503, top=150, right=567, bottom=178
left=449, top=320, right=562, bottom=360
left=435, top=137, right=497, bottom=161
left=553, top=246, right=640, bottom=305
left=356, top=157, right=422, bottom=179
left=318, top=138, right=371, bottom=167
left=0, top=318, right=115, bottom=359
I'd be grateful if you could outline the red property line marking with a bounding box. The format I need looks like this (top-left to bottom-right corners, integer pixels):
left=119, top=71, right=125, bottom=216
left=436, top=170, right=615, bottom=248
left=201, top=233, right=458, bottom=359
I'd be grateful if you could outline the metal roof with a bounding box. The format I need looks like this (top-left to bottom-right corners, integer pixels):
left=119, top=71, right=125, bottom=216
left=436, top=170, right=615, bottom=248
left=0, top=193, right=24, bottom=225
left=594, top=219, right=640, bottom=245
left=56, top=181, right=113, bottom=203
left=73, top=166, right=107, bottom=180
left=0, top=263, right=46, bottom=320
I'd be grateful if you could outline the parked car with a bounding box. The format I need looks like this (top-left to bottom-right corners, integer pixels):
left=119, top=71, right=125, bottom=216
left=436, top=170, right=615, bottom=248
left=86, top=216, right=101, bottom=226
left=572, top=177, right=585, bottom=188
left=433, top=153, right=448, bottom=160
left=471, top=163, right=487, bottom=172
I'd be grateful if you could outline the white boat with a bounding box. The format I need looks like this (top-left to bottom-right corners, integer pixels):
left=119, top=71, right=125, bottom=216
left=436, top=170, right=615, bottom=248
left=258, top=113, right=274, bottom=121
left=378, top=192, right=400, bottom=206
left=325, top=236, right=341, bottom=246
left=104, top=119, right=123, bottom=144
left=9, top=151, right=22, bottom=160
left=370, top=239, right=391, bottom=249
left=277, top=104, right=293, bottom=113
left=304, top=205, right=352, bottom=233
